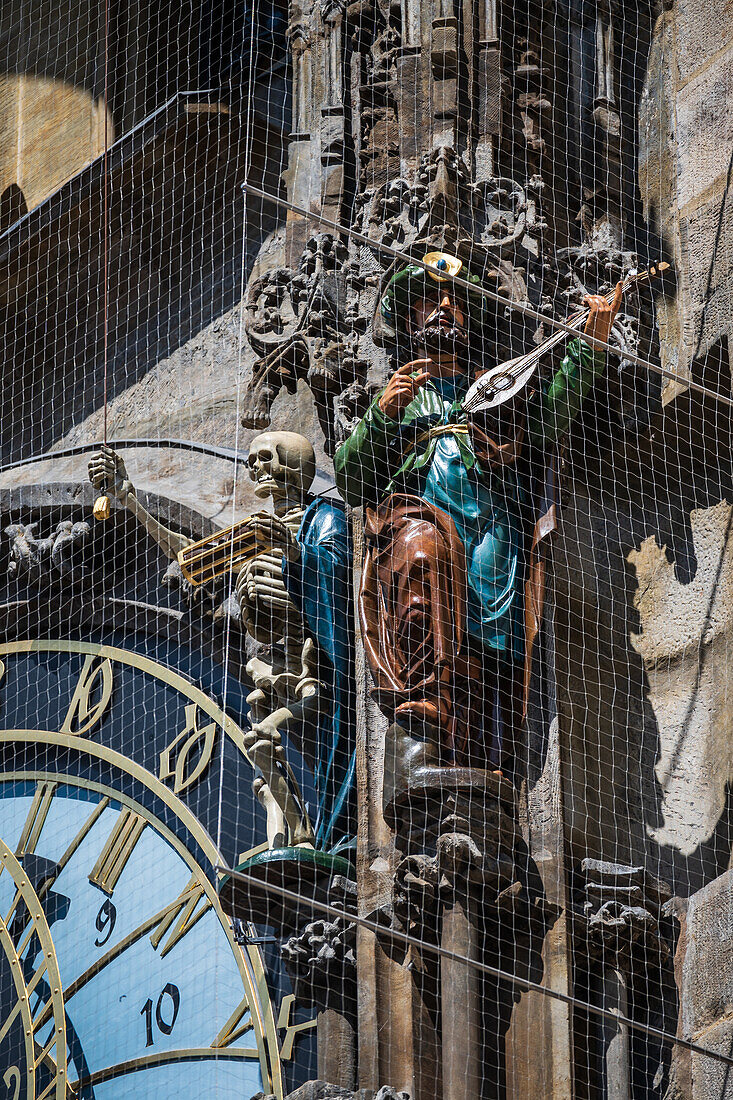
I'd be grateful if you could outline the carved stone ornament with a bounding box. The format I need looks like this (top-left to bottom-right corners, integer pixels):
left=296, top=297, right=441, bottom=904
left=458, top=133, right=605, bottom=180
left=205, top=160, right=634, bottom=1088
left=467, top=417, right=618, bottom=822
left=252, top=1085, right=411, bottom=1100
left=280, top=876, right=357, bottom=1015
left=242, top=235, right=367, bottom=454
left=4, top=520, right=93, bottom=589
left=580, top=858, right=675, bottom=969
left=377, top=724, right=518, bottom=939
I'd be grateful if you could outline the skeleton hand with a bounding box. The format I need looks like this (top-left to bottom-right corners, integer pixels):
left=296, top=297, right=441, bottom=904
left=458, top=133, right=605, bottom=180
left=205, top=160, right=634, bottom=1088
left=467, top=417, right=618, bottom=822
left=88, top=445, right=133, bottom=503
left=243, top=718, right=287, bottom=766
left=244, top=514, right=300, bottom=562
left=236, top=553, right=293, bottom=614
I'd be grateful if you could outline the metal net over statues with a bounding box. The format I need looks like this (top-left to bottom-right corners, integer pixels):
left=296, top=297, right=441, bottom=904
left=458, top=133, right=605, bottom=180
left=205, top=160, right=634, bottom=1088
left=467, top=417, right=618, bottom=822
left=0, top=1, right=732, bottom=1100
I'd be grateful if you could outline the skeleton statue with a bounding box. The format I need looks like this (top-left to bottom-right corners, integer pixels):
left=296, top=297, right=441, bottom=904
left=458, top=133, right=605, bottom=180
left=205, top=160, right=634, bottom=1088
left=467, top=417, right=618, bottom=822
left=235, top=431, right=325, bottom=852
left=88, top=436, right=356, bottom=859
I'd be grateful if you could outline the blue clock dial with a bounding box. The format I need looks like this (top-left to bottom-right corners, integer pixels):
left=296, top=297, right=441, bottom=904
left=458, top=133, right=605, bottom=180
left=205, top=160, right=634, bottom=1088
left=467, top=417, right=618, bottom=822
left=0, top=639, right=314, bottom=1099
left=0, top=779, right=271, bottom=1098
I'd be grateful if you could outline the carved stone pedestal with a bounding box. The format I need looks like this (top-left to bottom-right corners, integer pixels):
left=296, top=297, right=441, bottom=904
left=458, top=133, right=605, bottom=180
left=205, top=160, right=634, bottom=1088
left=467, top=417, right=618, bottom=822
left=579, top=860, right=676, bottom=1099
left=280, top=877, right=359, bottom=1091
left=381, top=739, right=519, bottom=1100
left=219, top=849, right=354, bottom=932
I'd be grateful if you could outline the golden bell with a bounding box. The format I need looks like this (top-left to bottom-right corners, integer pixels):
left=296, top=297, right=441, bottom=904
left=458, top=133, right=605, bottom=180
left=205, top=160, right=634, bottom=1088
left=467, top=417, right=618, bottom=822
left=93, top=495, right=111, bottom=521
left=423, top=251, right=463, bottom=283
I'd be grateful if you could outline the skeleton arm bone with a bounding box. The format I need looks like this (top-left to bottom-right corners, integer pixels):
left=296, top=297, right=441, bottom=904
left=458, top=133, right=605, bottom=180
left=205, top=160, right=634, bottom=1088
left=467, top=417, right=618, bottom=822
left=88, top=445, right=191, bottom=560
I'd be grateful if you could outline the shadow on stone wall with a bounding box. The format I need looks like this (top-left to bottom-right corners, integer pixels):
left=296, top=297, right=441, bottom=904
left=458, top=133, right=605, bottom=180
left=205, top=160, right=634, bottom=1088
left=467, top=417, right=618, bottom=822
left=556, top=337, right=733, bottom=896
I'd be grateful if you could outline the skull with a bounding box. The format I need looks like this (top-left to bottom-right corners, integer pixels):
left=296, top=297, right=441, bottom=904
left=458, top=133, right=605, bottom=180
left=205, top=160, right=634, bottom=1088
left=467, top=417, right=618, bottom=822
left=247, top=431, right=316, bottom=502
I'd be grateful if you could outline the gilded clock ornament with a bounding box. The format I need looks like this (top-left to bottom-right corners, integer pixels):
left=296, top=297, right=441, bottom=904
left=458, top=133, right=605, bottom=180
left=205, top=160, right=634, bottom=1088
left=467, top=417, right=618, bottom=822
left=0, top=837, right=68, bottom=1100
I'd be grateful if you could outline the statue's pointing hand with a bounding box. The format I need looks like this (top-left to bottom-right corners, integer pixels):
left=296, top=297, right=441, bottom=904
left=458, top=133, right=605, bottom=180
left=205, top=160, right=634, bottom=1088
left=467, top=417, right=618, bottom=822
left=245, top=513, right=301, bottom=563
left=583, top=282, right=624, bottom=351
left=378, top=359, right=432, bottom=419
left=88, top=445, right=133, bottom=503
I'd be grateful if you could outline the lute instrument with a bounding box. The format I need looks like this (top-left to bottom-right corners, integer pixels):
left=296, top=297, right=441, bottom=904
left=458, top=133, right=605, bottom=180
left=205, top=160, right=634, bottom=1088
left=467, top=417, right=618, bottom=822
left=462, top=261, right=669, bottom=415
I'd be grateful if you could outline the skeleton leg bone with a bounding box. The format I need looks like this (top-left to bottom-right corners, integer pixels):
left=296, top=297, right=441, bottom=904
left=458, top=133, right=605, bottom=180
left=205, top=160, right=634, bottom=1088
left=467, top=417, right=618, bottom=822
left=244, top=715, right=316, bottom=848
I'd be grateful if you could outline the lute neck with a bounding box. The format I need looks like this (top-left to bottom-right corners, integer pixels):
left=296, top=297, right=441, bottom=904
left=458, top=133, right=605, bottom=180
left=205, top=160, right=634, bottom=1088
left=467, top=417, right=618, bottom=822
left=509, top=273, right=637, bottom=374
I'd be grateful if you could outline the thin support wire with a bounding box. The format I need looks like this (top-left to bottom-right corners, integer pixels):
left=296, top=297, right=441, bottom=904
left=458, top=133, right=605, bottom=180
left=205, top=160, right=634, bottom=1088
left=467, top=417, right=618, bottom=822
left=239, top=179, right=733, bottom=413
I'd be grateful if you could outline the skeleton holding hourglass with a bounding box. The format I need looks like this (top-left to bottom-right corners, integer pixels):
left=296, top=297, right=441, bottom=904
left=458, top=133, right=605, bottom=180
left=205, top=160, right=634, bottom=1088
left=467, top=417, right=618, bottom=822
left=88, top=432, right=356, bottom=858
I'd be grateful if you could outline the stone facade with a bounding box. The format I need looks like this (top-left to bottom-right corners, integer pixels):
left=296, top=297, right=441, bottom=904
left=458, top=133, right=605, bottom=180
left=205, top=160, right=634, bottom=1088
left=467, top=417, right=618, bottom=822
left=0, top=0, right=733, bottom=1098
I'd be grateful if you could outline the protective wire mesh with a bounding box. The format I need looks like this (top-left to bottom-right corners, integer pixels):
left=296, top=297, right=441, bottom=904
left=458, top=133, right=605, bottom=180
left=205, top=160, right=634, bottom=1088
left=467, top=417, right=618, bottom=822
left=0, top=0, right=731, bottom=1099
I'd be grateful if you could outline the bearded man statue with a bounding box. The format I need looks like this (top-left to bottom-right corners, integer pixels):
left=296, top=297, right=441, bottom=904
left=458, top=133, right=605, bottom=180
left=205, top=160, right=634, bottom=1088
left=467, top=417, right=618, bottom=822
left=335, top=250, right=621, bottom=785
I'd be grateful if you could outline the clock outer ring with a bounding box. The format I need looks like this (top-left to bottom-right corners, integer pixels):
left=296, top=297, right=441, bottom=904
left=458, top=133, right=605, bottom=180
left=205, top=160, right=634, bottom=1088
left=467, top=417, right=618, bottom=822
left=0, top=838, right=68, bottom=1100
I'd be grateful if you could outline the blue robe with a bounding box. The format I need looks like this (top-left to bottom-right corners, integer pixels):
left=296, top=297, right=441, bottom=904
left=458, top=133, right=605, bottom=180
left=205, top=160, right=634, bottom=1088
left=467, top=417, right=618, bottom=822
left=283, top=497, right=356, bottom=851
left=420, top=376, right=527, bottom=664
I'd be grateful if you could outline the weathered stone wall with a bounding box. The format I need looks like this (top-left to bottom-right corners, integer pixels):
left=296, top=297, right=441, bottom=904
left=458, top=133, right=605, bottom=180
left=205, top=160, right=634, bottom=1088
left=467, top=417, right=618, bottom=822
left=556, top=385, right=733, bottom=896
left=0, top=0, right=108, bottom=215
left=551, top=0, right=733, bottom=903
left=639, top=0, right=733, bottom=400
left=667, top=872, right=733, bottom=1099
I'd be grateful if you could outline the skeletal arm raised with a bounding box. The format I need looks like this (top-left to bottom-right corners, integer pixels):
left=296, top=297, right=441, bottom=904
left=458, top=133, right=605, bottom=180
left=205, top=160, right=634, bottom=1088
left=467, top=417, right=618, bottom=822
left=88, top=445, right=192, bottom=560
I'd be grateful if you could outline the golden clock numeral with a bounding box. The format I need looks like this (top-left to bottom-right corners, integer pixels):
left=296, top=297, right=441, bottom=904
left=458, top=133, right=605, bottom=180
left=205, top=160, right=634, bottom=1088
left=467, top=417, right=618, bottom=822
left=89, top=809, right=146, bottom=895
left=276, top=993, right=317, bottom=1061
left=60, top=654, right=114, bottom=736
left=3, top=1067, right=20, bottom=1100
left=149, top=874, right=213, bottom=959
left=158, top=704, right=218, bottom=795
left=15, top=782, right=57, bottom=858
left=56, top=882, right=220, bottom=1021
left=212, top=997, right=254, bottom=1049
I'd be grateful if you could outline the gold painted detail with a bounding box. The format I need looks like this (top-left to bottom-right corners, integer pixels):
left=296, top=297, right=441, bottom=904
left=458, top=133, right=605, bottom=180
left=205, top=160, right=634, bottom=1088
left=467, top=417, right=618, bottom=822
left=212, top=997, right=254, bottom=1049
left=422, top=250, right=463, bottom=282
left=0, top=641, right=283, bottom=1098
left=3, top=1068, right=20, bottom=1100
left=277, top=994, right=317, bottom=1061
left=69, top=1047, right=260, bottom=1091
left=16, top=782, right=58, bottom=857
left=60, top=654, right=114, bottom=735
left=159, top=704, right=218, bottom=795
left=149, top=874, right=213, bottom=958
left=0, top=640, right=253, bottom=765
left=176, top=513, right=268, bottom=587
left=0, top=838, right=68, bottom=1100
left=92, top=494, right=111, bottom=522
left=2, top=761, right=283, bottom=1098
left=89, top=809, right=146, bottom=895
left=35, top=894, right=195, bottom=1034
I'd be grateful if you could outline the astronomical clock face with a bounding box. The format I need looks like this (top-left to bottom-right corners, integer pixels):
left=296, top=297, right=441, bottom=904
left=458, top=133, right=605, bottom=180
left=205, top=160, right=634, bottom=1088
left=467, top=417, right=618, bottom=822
left=0, top=639, right=310, bottom=1100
